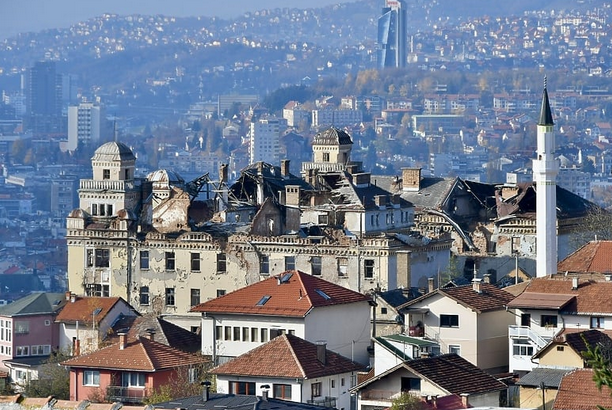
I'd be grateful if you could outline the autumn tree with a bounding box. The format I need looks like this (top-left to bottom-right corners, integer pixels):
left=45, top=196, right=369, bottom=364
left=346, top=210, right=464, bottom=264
left=24, top=350, right=71, bottom=400
left=390, top=392, right=424, bottom=410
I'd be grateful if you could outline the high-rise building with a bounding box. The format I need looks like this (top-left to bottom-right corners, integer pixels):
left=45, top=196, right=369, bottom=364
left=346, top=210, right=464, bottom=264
left=249, top=117, right=285, bottom=164
left=24, top=61, right=63, bottom=134
left=66, top=102, right=101, bottom=151
left=377, top=0, right=407, bottom=69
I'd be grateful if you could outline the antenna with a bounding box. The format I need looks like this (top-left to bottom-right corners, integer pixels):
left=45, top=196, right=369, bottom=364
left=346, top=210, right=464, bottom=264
left=113, top=118, right=118, bottom=142
left=544, top=75, right=548, bottom=90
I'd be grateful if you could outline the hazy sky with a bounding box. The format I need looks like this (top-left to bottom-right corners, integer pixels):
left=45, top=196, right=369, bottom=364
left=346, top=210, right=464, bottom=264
left=0, top=0, right=355, bottom=40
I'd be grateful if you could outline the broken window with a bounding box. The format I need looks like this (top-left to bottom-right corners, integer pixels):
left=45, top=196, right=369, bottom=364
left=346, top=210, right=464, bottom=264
left=85, top=284, right=109, bottom=297
left=165, top=252, right=175, bottom=271
left=190, top=288, right=200, bottom=307
left=260, top=255, right=270, bottom=274
left=364, top=259, right=375, bottom=279
left=338, top=257, right=348, bottom=277
left=103, top=169, right=110, bottom=180
left=86, top=249, right=94, bottom=267
left=139, top=286, right=149, bottom=305
left=190, top=253, right=200, bottom=271
left=140, top=251, right=149, bottom=270
left=322, top=152, right=330, bottom=162
left=311, top=256, right=322, bottom=276
left=165, top=287, right=175, bottom=306
left=217, top=253, right=227, bottom=272
left=216, top=289, right=226, bottom=297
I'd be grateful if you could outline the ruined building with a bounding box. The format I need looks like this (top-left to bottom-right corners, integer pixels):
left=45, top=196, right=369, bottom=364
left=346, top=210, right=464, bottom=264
left=66, top=129, right=451, bottom=329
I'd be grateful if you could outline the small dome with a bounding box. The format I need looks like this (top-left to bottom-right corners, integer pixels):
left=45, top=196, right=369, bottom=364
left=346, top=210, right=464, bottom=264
left=313, top=127, right=353, bottom=146
left=92, top=142, right=136, bottom=162
left=147, top=169, right=185, bottom=185
left=68, top=208, right=88, bottom=219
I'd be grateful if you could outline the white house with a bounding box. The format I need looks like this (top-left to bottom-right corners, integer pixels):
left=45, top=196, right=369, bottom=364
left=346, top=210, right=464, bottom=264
left=211, top=333, right=364, bottom=410
left=191, top=270, right=373, bottom=366
left=372, top=334, right=440, bottom=377
left=398, top=279, right=515, bottom=373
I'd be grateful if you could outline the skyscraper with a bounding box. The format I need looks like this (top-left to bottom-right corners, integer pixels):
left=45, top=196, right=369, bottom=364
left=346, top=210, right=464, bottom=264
left=377, top=0, right=407, bottom=69
left=24, top=61, right=63, bottom=134
left=66, top=101, right=102, bottom=151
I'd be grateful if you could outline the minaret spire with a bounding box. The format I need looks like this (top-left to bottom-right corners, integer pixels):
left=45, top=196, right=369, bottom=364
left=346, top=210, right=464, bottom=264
left=533, top=76, right=559, bottom=277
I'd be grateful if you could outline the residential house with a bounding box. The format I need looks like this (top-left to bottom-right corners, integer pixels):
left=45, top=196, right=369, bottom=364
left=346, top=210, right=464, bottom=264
left=351, top=354, right=508, bottom=410
left=0, top=292, right=66, bottom=386
left=61, top=333, right=207, bottom=403
left=191, top=270, right=373, bottom=366
left=515, top=368, right=570, bottom=410
left=373, top=288, right=421, bottom=337
left=211, top=334, right=364, bottom=410
left=55, top=293, right=139, bottom=355
left=553, top=369, right=612, bottom=410
left=372, top=334, right=440, bottom=377
left=399, top=278, right=515, bottom=373
left=506, top=275, right=612, bottom=375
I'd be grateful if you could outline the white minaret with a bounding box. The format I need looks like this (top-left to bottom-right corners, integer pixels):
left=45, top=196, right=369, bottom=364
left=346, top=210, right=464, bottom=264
left=533, top=77, right=559, bottom=277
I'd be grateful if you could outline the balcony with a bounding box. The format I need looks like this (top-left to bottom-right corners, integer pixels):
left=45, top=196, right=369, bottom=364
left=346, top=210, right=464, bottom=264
left=360, top=389, right=402, bottom=401
left=106, top=386, right=147, bottom=403
left=307, top=397, right=337, bottom=408
left=509, top=325, right=552, bottom=350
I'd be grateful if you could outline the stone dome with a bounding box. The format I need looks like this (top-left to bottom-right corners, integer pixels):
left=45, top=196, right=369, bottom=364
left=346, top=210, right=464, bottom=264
left=147, top=169, right=185, bottom=185
left=92, top=141, right=136, bottom=162
left=68, top=208, right=88, bottom=218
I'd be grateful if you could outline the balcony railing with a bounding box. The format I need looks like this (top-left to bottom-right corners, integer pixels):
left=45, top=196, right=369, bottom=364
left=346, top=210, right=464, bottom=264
left=307, top=396, right=337, bottom=408
left=106, top=386, right=147, bottom=403
left=359, top=389, right=402, bottom=401
left=509, top=325, right=552, bottom=350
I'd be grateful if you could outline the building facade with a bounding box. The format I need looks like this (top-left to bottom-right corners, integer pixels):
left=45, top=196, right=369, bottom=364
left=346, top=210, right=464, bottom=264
left=377, top=0, right=407, bottom=69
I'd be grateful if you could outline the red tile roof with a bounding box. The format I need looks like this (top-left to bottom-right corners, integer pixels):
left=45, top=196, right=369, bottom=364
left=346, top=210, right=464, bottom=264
left=211, top=334, right=364, bottom=379
left=55, top=296, right=128, bottom=325
left=509, top=277, right=612, bottom=314
left=558, top=241, right=612, bottom=274
left=553, top=369, right=612, bottom=410
left=191, top=270, right=371, bottom=317
left=61, top=337, right=207, bottom=371
left=400, top=283, right=514, bottom=313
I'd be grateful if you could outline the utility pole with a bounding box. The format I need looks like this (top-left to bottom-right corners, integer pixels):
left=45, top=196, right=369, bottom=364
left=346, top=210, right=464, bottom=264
left=540, top=381, right=546, bottom=410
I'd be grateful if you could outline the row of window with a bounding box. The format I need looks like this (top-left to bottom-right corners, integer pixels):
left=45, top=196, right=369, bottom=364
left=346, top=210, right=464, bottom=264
left=0, top=320, right=12, bottom=342
left=259, top=256, right=375, bottom=278
left=215, top=326, right=295, bottom=343
left=139, top=287, right=226, bottom=307
left=91, top=203, right=113, bottom=217
left=140, top=251, right=226, bottom=272
left=369, top=212, right=411, bottom=227
left=84, top=370, right=145, bottom=387
left=16, top=344, right=51, bottom=357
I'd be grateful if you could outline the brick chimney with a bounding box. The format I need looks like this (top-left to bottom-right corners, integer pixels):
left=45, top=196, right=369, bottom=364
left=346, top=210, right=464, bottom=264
left=118, top=333, right=127, bottom=350
left=472, top=278, right=482, bottom=294
left=402, top=168, right=421, bottom=192
left=285, top=185, right=301, bottom=206
left=281, top=159, right=290, bottom=178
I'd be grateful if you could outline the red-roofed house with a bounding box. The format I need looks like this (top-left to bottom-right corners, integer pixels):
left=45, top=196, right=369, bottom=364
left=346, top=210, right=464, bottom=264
left=553, top=369, right=612, bottom=410
left=211, top=333, right=364, bottom=409
left=191, top=270, right=373, bottom=366
left=398, top=279, right=515, bottom=373
left=55, top=293, right=139, bottom=355
left=61, top=334, right=207, bottom=403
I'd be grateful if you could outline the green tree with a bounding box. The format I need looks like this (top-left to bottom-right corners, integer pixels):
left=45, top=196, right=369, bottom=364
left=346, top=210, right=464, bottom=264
left=24, top=351, right=71, bottom=400
left=582, top=336, right=612, bottom=409
left=390, top=392, right=423, bottom=410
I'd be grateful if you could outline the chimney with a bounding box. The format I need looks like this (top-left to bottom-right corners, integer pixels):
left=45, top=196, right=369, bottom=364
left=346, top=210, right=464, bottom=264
left=316, top=341, right=326, bottom=365
left=201, top=381, right=212, bottom=402
left=285, top=185, right=301, bottom=207
left=118, top=333, right=127, bottom=350
left=483, top=274, right=491, bottom=284
left=460, top=393, right=470, bottom=408
left=281, top=159, right=290, bottom=178
left=73, top=338, right=80, bottom=357
left=472, top=278, right=482, bottom=294
left=70, top=293, right=76, bottom=303
left=146, top=330, right=156, bottom=341
left=374, top=195, right=387, bottom=208
left=260, top=384, right=270, bottom=401
left=402, top=168, right=422, bottom=192
left=219, top=163, right=228, bottom=184
left=354, top=172, right=371, bottom=188
left=65, top=291, right=71, bottom=301
left=572, top=276, right=579, bottom=290
left=428, top=277, right=435, bottom=293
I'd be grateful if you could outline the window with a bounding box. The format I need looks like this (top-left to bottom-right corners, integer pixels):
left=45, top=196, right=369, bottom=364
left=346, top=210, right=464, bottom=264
left=215, top=326, right=222, bottom=341
left=165, top=288, right=175, bottom=306
left=541, top=315, right=558, bottom=328
left=86, top=249, right=94, bottom=267
left=251, top=328, right=258, bottom=342
left=224, top=326, right=231, bottom=341
left=229, top=381, right=255, bottom=395
left=401, top=377, right=421, bottom=391
left=521, top=313, right=531, bottom=327
left=165, top=252, right=175, bottom=271
left=15, top=346, right=29, bottom=357
left=322, top=152, right=330, bottom=162
left=233, top=327, right=241, bottom=341
left=95, top=249, right=109, bottom=267
left=331, top=379, right=336, bottom=388
left=217, top=253, right=227, bottom=272
left=191, top=289, right=201, bottom=307
left=381, top=307, right=388, bottom=315
left=83, top=370, right=100, bottom=386
left=91, top=204, right=98, bottom=216
left=261, top=328, right=269, bottom=343
left=217, top=289, right=226, bottom=297
left=140, top=251, right=149, bottom=270
left=260, top=255, right=270, bottom=274
left=364, top=259, right=375, bottom=279
left=122, top=372, right=145, bottom=388
left=190, top=253, right=201, bottom=271
left=338, top=258, right=348, bottom=277
left=440, top=314, right=459, bottom=327
left=311, top=256, right=322, bottom=276
left=311, top=382, right=322, bottom=397
left=513, top=340, right=534, bottom=356
left=31, top=345, right=50, bottom=356
left=274, top=384, right=292, bottom=399
left=85, top=284, right=109, bottom=297
left=103, top=169, right=110, bottom=180
left=285, top=256, right=296, bottom=271
left=139, top=286, right=149, bottom=305
left=14, top=321, right=29, bottom=335
left=449, top=345, right=461, bottom=355
left=591, top=317, right=604, bottom=329
left=242, top=327, right=249, bottom=342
